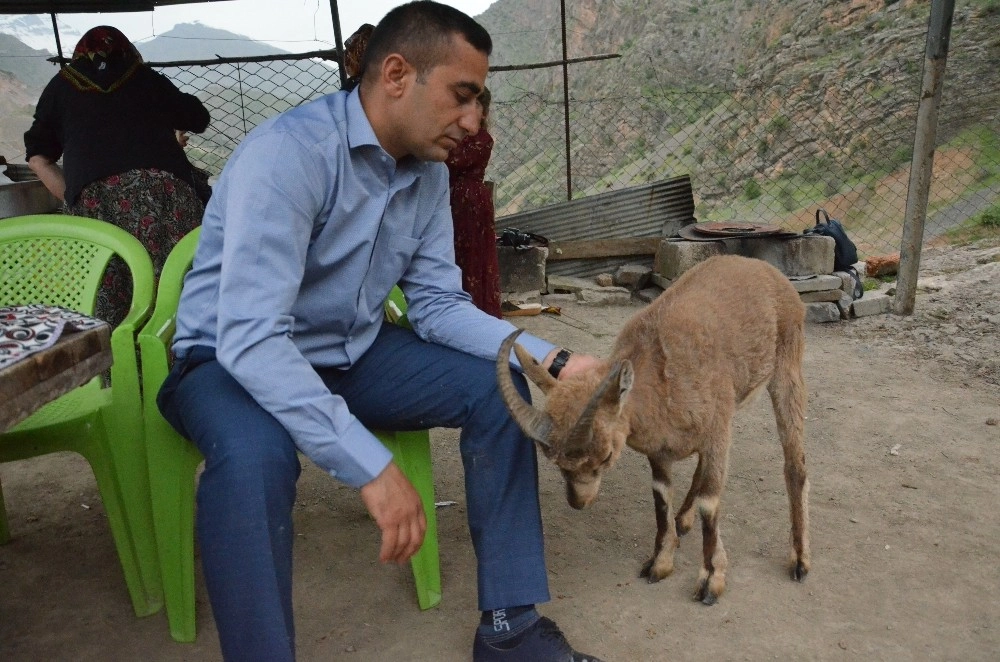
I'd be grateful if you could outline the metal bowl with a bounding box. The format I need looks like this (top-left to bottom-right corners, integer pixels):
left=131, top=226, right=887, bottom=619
left=3, top=163, right=39, bottom=182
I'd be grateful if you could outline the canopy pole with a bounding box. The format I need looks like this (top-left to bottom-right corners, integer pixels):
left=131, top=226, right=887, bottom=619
left=329, top=0, right=346, bottom=88
left=560, top=0, right=572, bottom=200
left=50, top=12, right=65, bottom=66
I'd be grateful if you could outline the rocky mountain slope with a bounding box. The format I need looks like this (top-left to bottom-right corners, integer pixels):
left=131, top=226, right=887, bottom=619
left=3, top=0, right=997, bottom=225
left=0, top=14, right=78, bottom=52
left=0, top=33, right=60, bottom=159
left=476, top=0, right=1000, bottom=220
left=0, top=72, right=39, bottom=162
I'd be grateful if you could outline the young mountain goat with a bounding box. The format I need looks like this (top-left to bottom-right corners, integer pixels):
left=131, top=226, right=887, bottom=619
left=497, top=254, right=810, bottom=605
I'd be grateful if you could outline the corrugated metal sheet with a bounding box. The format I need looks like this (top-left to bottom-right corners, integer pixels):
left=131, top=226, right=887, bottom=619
left=497, top=176, right=696, bottom=278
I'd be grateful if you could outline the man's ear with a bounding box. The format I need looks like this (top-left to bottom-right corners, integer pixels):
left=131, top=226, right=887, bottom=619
left=380, top=53, right=412, bottom=98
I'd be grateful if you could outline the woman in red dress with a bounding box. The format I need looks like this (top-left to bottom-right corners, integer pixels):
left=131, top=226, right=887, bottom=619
left=445, top=87, right=502, bottom=318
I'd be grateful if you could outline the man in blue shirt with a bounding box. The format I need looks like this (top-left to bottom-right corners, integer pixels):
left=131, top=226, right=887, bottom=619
left=157, top=2, right=605, bottom=661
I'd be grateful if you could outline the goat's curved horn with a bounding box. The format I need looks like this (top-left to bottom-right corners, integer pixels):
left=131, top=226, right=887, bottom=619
left=567, top=361, right=625, bottom=445
left=513, top=341, right=558, bottom=394
left=497, top=330, right=554, bottom=448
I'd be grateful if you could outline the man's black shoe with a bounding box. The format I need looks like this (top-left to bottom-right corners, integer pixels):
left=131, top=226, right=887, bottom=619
left=472, top=616, right=605, bottom=662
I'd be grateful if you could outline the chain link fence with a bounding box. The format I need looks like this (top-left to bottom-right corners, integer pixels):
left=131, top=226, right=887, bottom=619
left=155, top=17, right=999, bottom=259
left=153, top=51, right=343, bottom=177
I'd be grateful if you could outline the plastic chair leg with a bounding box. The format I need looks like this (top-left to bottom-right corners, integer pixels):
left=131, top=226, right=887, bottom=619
left=154, top=427, right=440, bottom=643
left=0, top=422, right=161, bottom=616
left=84, top=437, right=163, bottom=618
left=376, top=429, right=442, bottom=610
left=150, top=436, right=202, bottom=643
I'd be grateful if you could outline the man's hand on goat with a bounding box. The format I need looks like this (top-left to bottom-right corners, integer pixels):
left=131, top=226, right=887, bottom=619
left=360, top=462, right=426, bottom=565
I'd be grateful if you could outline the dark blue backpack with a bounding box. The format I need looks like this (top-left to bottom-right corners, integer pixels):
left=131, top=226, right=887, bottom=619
left=804, top=209, right=863, bottom=299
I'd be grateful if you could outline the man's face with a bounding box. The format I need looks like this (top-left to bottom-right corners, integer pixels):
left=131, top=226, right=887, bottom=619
left=395, top=36, right=488, bottom=162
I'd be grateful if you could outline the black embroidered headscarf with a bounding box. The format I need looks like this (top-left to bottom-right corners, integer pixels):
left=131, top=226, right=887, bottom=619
left=343, top=23, right=374, bottom=92
left=60, top=26, right=144, bottom=93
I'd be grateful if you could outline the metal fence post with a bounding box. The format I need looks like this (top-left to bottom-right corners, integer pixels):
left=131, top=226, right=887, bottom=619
left=559, top=0, right=572, bottom=201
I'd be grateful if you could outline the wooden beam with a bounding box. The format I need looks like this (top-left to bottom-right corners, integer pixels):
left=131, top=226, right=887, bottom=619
left=0, top=325, right=111, bottom=432
left=547, top=237, right=661, bottom=261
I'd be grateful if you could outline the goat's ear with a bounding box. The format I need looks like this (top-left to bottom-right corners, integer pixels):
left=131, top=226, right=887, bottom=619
left=616, top=360, right=634, bottom=411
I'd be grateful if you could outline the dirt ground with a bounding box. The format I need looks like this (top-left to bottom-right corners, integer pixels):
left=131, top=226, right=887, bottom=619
left=2, top=240, right=998, bottom=662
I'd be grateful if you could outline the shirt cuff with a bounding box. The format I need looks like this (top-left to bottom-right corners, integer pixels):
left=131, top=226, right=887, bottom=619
left=303, top=417, right=394, bottom=488
left=508, top=331, right=557, bottom=370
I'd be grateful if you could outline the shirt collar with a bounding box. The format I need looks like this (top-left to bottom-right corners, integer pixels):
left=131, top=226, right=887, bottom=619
left=345, top=86, right=434, bottom=185
left=345, top=87, right=381, bottom=151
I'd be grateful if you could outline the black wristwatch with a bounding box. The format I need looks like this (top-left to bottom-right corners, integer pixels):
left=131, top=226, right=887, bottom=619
left=548, top=348, right=573, bottom=379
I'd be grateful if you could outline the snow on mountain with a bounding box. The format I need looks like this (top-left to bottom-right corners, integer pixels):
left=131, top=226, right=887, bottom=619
left=0, top=15, right=80, bottom=54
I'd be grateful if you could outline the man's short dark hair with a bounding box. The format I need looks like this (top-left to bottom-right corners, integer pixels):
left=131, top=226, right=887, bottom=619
left=361, top=0, right=492, bottom=82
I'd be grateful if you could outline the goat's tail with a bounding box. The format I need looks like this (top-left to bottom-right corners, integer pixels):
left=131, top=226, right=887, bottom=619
left=768, top=317, right=811, bottom=581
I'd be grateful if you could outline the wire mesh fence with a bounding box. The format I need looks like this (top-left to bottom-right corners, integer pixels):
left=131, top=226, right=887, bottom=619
left=152, top=50, right=343, bottom=177
left=154, top=20, right=999, bottom=260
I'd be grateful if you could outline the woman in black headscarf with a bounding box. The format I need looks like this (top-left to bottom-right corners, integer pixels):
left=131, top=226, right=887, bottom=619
left=24, top=25, right=210, bottom=326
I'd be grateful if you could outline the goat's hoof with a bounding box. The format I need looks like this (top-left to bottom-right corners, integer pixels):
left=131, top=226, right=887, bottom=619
left=639, top=560, right=661, bottom=583
left=790, top=560, right=809, bottom=582
left=675, top=518, right=692, bottom=537
left=693, top=579, right=717, bottom=605
left=640, top=557, right=673, bottom=583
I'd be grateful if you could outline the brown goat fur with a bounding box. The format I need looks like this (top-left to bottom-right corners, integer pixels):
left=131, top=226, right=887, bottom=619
left=497, top=254, right=810, bottom=604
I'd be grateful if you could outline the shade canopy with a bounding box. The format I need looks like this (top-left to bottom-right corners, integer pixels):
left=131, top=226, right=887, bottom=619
left=0, top=1, right=231, bottom=13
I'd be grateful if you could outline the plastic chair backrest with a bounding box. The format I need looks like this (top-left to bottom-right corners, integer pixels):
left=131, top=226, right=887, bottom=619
left=0, top=213, right=161, bottom=617
left=0, top=214, right=154, bottom=324
left=138, top=227, right=200, bottom=367
left=0, top=214, right=155, bottom=409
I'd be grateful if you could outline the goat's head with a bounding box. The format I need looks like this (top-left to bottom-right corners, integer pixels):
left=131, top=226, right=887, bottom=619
left=496, top=330, right=634, bottom=509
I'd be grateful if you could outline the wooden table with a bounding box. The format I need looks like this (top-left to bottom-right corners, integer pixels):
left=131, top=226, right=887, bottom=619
left=0, top=325, right=113, bottom=432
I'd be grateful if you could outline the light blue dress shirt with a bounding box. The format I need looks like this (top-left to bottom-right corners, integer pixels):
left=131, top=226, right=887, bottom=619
left=172, top=89, right=555, bottom=488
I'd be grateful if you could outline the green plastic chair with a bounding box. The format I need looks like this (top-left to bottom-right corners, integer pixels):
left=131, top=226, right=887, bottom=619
left=0, top=213, right=161, bottom=618
left=139, top=227, right=441, bottom=642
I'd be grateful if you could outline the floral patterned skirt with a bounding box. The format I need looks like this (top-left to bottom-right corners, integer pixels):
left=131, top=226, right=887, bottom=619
left=66, top=168, right=203, bottom=327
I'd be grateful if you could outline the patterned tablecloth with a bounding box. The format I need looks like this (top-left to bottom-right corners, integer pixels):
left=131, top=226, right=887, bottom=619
left=0, top=304, right=108, bottom=370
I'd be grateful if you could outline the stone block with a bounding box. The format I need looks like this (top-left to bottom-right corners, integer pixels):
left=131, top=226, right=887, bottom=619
left=833, top=270, right=856, bottom=294
left=547, top=274, right=599, bottom=294
left=790, top=274, right=843, bottom=294
left=635, top=286, right=664, bottom=303
left=614, top=263, right=652, bottom=290
left=595, top=273, right=614, bottom=287
left=655, top=236, right=834, bottom=280
left=577, top=286, right=633, bottom=306
left=740, top=235, right=834, bottom=277
left=800, top=289, right=843, bottom=303
left=498, top=246, right=547, bottom=293
left=649, top=273, right=673, bottom=289
left=852, top=293, right=892, bottom=317
left=804, top=302, right=841, bottom=323
left=655, top=239, right=724, bottom=279
left=836, top=292, right=854, bottom=319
